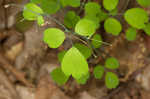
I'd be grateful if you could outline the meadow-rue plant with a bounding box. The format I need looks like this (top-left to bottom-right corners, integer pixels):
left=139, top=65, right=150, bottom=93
left=21, top=0, right=150, bottom=89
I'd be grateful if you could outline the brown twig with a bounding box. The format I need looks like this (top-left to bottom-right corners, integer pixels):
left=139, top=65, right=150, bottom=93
left=0, top=53, right=34, bottom=87
left=2, top=0, right=8, bottom=30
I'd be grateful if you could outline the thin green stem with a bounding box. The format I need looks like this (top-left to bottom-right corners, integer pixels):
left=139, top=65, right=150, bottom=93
left=44, top=14, right=69, bottom=32
left=9, top=2, right=111, bottom=49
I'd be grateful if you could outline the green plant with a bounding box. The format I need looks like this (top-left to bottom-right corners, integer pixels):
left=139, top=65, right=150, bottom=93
left=125, top=27, right=137, bottom=41
left=22, top=0, right=149, bottom=89
left=136, top=0, right=150, bottom=7
left=93, top=57, right=119, bottom=89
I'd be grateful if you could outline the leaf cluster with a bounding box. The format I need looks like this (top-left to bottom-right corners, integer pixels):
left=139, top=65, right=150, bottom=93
left=22, top=0, right=150, bottom=89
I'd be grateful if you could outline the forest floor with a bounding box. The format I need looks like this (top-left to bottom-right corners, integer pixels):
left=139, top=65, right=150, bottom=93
left=0, top=0, right=150, bottom=99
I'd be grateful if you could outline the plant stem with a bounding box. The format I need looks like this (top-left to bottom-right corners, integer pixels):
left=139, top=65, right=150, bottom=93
left=9, top=2, right=111, bottom=50
left=77, top=0, right=86, bottom=15
left=44, top=14, right=69, bottom=32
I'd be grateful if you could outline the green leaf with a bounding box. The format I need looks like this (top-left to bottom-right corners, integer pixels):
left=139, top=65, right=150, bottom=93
left=61, top=47, right=89, bottom=79
left=104, top=18, right=122, bottom=36
left=105, top=72, right=119, bottom=89
left=126, top=27, right=137, bottom=41
left=40, top=0, right=60, bottom=14
left=91, top=34, right=103, bottom=48
left=43, top=28, right=65, bottom=48
left=143, top=23, right=150, bottom=36
left=51, top=67, right=69, bottom=85
left=30, top=0, right=42, bottom=4
left=76, top=72, right=90, bottom=84
left=98, top=10, right=109, bottom=22
left=103, top=0, right=119, bottom=11
left=84, top=2, right=102, bottom=29
left=75, top=19, right=96, bottom=36
left=23, top=3, right=43, bottom=20
left=64, top=11, right=80, bottom=29
left=58, top=50, right=67, bottom=63
left=136, top=0, right=150, bottom=7
left=109, top=8, right=118, bottom=16
left=93, top=65, right=104, bottom=79
left=84, top=15, right=100, bottom=29
left=60, top=0, right=80, bottom=7
left=84, top=2, right=101, bottom=15
left=37, top=15, right=44, bottom=26
left=124, top=8, right=149, bottom=29
left=105, top=57, right=119, bottom=69
left=15, top=12, right=34, bottom=33
left=74, top=43, right=92, bottom=59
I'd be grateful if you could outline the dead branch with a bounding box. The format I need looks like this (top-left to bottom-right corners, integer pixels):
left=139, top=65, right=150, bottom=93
left=0, top=53, right=34, bottom=87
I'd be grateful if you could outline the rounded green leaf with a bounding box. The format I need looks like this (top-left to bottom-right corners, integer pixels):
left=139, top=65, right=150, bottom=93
left=105, top=57, right=119, bottom=69
left=84, top=2, right=102, bottom=29
left=84, top=15, right=100, bottom=29
left=124, top=8, right=149, bottom=29
left=64, top=11, right=80, bottom=29
left=104, top=18, right=122, bottom=36
left=61, top=47, right=89, bottom=79
left=105, top=72, right=119, bottom=89
left=144, top=23, right=150, bottom=36
left=68, top=0, right=80, bottom=7
left=103, top=0, right=119, bottom=11
left=74, top=43, right=92, bottom=59
left=58, top=50, right=67, bottom=63
left=126, top=27, right=137, bottom=41
left=43, top=28, right=65, bottom=48
left=76, top=72, right=90, bottom=84
left=23, top=3, right=43, bottom=20
left=136, top=0, right=150, bottom=7
left=91, top=34, right=103, bottom=48
left=75, top=19, right=96, bottom=36
left=40, top=0, right=60, bottom=14
left=37, top=15, right=44, bottom=26
left=60, top=0, right=80, bottom=7
left=51, top=67, right=69, bottom=85
left=84, top=2, right=101, bottom=15
left=93, top=65, right=104, bottom=79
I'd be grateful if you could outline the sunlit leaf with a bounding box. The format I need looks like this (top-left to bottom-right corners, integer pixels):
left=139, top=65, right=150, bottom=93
left=103, top=0, right=119, bottom=11
left=136, top=0, right=150, bottom=7
left=37, top=15, right=44, bottom=26
left=61, top=47, right=89, bottom=79
left=23, top=3, right=43, bottom=20
left=43, top=28, right=65, bottom=48
left=104, top=18, right=122, bottom=36
left=124, top=8, right=149, bottom=29
left=75, top=19, right=96, bottom=36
